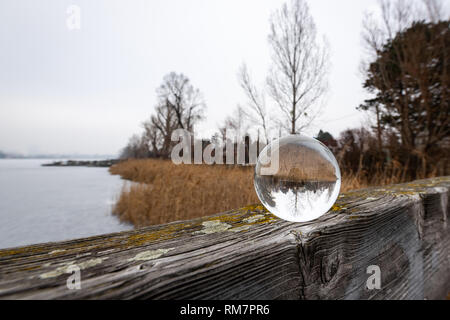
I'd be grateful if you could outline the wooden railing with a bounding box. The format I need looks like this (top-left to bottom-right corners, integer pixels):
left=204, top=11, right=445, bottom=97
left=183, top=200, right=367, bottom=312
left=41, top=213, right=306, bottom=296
left=0, top=177, right=449, bottom=299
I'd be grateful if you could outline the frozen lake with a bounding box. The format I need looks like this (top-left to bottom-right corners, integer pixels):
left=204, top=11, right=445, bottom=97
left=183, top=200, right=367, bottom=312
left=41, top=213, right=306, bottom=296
left=0, top=159, right=132, bottom=249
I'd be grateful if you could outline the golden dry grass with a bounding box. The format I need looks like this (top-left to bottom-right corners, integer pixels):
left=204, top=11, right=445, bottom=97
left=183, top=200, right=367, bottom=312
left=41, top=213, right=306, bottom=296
left=109, top=158, right=416, bottom=227
left=110, top=159, right=259, bottom=227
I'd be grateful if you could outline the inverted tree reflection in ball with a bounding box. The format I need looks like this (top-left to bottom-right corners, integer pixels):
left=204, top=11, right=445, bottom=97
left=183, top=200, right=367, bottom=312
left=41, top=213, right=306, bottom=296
left=254, top=135, right=341, bottom=222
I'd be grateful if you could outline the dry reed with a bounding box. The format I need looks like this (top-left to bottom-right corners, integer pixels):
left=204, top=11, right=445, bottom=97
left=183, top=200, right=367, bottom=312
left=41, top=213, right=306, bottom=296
left=109, top=158, right=425, bottom=227
left=110, top=159, right=259, bottom=227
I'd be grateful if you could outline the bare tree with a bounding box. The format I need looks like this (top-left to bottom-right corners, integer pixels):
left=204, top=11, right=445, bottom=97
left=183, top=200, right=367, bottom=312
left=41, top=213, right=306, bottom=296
left=119, top=133, right=150, bottom=159
left=267, top=0, right=329, bottom=134
left=124, top=72, right=207, bottom=159
left=220, top=105, right=250, bottom=141
left=157, top=72, right=206, bottom=132
left=142, top=99, right=179, bottom=158
left=238, top=64, right=270, bottom=144
left=138, top=72, right=207, bottom=158
left=422, top=0, right=445, bottom=22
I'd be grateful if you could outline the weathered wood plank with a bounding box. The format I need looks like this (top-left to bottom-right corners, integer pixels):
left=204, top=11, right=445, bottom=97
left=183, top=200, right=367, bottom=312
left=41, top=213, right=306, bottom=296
left=0, top=177, right=448, bottom=299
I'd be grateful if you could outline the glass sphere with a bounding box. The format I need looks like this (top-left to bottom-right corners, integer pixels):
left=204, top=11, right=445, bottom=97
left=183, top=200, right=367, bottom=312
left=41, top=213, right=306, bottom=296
left=254, top=134, right=341, bottom=222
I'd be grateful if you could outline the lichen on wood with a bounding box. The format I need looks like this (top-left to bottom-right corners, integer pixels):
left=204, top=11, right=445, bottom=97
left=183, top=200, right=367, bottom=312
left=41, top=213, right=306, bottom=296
left=0, top=177, right=448, bottom=299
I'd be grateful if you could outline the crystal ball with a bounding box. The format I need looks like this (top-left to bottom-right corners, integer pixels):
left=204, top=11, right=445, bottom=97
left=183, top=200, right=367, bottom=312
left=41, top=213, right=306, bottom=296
left=254, top=134, right=341, bottom=222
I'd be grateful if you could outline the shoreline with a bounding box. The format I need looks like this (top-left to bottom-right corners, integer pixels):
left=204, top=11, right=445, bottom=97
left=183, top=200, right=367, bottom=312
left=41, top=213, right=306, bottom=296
left=42, top=159, right=121, bottom=168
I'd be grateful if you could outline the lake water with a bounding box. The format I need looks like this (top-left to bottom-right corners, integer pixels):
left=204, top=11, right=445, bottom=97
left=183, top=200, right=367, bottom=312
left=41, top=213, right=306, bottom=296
left=0, top=159, right=133, bottom=249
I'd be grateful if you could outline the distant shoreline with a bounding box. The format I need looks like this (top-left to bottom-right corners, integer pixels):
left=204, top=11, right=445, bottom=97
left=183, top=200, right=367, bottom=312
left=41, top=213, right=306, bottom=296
left=42, top=159, right=121, bottom=168
left=0, top=155, right=117, bottom=160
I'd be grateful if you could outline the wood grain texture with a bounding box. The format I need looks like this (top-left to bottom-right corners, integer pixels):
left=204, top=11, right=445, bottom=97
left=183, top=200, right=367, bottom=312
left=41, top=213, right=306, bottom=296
left=0, top=177, right=448, bottom=300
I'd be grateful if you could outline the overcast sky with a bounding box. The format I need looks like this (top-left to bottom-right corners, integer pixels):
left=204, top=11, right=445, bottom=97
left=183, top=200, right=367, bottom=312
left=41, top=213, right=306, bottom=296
left=0, top=0, right=408, bottom=155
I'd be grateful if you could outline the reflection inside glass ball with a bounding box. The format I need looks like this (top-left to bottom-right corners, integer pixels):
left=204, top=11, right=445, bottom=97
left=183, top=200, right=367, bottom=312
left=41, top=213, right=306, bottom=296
left=254, top=134, right=341, bottom=222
